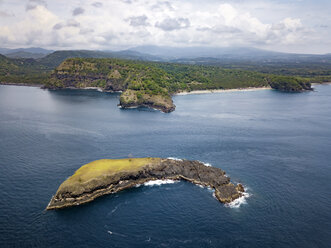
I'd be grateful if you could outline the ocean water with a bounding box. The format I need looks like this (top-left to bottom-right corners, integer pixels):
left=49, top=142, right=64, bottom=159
left=0, top=84, right=330, bottom=247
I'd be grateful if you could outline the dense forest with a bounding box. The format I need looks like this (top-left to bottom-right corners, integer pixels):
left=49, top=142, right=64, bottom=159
left=1, top=50, right=330, bottom=112
left=1, top=49, right=330, bottom=88
left=45, top=58, right=271, bottom=92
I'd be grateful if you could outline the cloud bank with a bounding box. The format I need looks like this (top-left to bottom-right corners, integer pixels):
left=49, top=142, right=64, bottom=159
left=0, top=0, right=330, bottom=53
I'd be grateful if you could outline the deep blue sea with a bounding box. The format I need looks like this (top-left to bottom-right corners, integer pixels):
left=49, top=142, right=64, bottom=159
left=0, top=84, right=330, bottom=247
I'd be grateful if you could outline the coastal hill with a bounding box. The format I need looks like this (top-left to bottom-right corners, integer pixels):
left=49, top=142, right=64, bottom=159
left=45, top=58, right=177, bottom=112
left=44, top=57, right=313, bottom=112
left=1, top=46, right=330, bottom=86
left=38, top=50, right=161, bottom=68
left=47, top=158, right=245, bottom=210
left=1, top=47, right=329, bottom=112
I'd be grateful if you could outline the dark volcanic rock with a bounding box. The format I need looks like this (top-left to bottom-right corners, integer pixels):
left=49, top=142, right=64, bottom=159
left=47, top=158, right=244, bottom=210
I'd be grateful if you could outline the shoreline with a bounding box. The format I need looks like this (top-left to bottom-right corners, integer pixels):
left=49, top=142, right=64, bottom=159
left=311, top=82, right=331, bottom=86
left=3, top=82, right=330, bottom=94
left=68, top=86, right=122, bottom=93
left=0, top=82, right=43, bottom=87
left=174, top=86, right=272, bottom=95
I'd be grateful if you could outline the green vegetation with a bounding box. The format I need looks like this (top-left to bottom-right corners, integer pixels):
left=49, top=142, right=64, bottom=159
left=155, top=63, right=270, bottom=92
left=45, top=57, right=315, bottom=95
left=45, top=57, right=272, bottom=92
left=0, top=54, right=50, bottom=85
left=1, top=50, right=329, bottom=90
left=0, top=49, right=154, bottom=85
left=267, top=75, right=312, bottom=92
left=2, top=50, right=331, bottom=111
left=42, top=57, right=318, bottom=111
left=58, top=158, right=160, bottom=192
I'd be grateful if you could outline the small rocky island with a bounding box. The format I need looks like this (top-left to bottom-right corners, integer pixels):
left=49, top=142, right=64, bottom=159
left=47, top=158, right=245, bottom=210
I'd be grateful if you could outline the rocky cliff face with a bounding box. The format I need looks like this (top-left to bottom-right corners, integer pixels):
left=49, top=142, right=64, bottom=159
left=119, top=89, right=175, bottom=113
left=47, top=74, right=128, bottom=91
left=44, top=58, right=175, bottom=113
left=47, top=158, right=244, bottom=210
left=45, top=59, right=128, bottom=91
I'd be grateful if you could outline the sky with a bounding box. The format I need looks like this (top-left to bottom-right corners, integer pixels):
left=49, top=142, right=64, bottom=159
left=0, top=0, right=330, bottom=54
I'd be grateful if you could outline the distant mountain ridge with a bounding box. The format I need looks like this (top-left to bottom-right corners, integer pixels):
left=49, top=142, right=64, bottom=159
left=0, top=47, right=53, bottom=59
left=1, top=46, right=330, bottom=65
left=37, top=50, right=162, bottom=68
left=0, top=47, right=53, bottom=55
left=129, top=45, right=331, bottom=62
left=5, top=51, right=47, bottom=59
left=129, top=45, right=278, bottom=59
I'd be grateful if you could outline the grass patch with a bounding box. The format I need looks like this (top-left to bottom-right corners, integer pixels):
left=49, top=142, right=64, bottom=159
left=64, top=158, right=160, bottom=185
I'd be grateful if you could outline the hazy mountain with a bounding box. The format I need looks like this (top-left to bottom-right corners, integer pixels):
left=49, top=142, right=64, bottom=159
left=5, top=51, right=47, bottom=59
left=0, top=47, right=53, bottom=55
left=38, top=50, right=162, bottom=68
left=0, top=47, right=53, bottom=59
left=129, top=45, right=331, bottom=63
left=129, top=45, right=284, bottom=59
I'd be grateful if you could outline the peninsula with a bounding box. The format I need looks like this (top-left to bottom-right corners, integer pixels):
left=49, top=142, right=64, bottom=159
left=43, top=58, right=313, bottom=113
left=47, top=158, right=245, bottom=210
left=0, top=52, right=318, bottom=113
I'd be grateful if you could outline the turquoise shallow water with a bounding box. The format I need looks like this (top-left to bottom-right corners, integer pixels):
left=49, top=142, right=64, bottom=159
left=0, top=84, right=330, bottom=247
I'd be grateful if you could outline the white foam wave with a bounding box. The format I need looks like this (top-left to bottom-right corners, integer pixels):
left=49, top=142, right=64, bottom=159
left=207, top=186, right=214, bottom=192
left=197, top=160, right=212, bottom=167
left=107, top=230, right=127, bottom=237
left=225, top=189, right=250, bottom=208
left=144, top=179, right=178, bottom=186
left=196, top=184, right=214, bottom=193
left=167, top=158, right=212, bottom=168
left=111, top=206, right=118, bottom=214
left=167, top=157, right=183, bottom=161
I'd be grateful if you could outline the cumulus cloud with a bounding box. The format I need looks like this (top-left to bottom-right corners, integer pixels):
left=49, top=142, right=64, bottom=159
left=72, top=7, right=85, bottom=16
left=0, top=10, right=13, bottom=17
left=92, top=2, right=103, bottom=8
left=0, top=5, right=58, bottom=46
left=151, top=1, right=174, bottom=11
left=53, top=23, right=63, bottom=30
left=26, top=0, right=47, bottom=11
left=121, top=0, right=134, bottom=4
left=53, top=19, right=80, bottom=30
left=127, top=15, right=149, bottom=26
left=155, top=17, right=190, bottom=31
left=0, top=0, right=329, bottom=53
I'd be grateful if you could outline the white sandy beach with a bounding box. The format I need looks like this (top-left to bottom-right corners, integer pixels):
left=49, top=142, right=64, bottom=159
left=175, top=86, right=272, bottom=95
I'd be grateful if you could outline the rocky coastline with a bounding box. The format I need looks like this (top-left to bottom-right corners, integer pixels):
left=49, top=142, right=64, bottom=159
left=47, top=158, right=244, bottom=210
left=119, top=89, right=175, bottom=113
left=118, top=102, right=175, bottom=113
left=0, top=82, right=43, bottom=87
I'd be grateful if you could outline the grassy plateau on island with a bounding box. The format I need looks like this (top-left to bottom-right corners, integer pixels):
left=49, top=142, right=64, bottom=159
left=60, top=158, right=160, bottom=189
